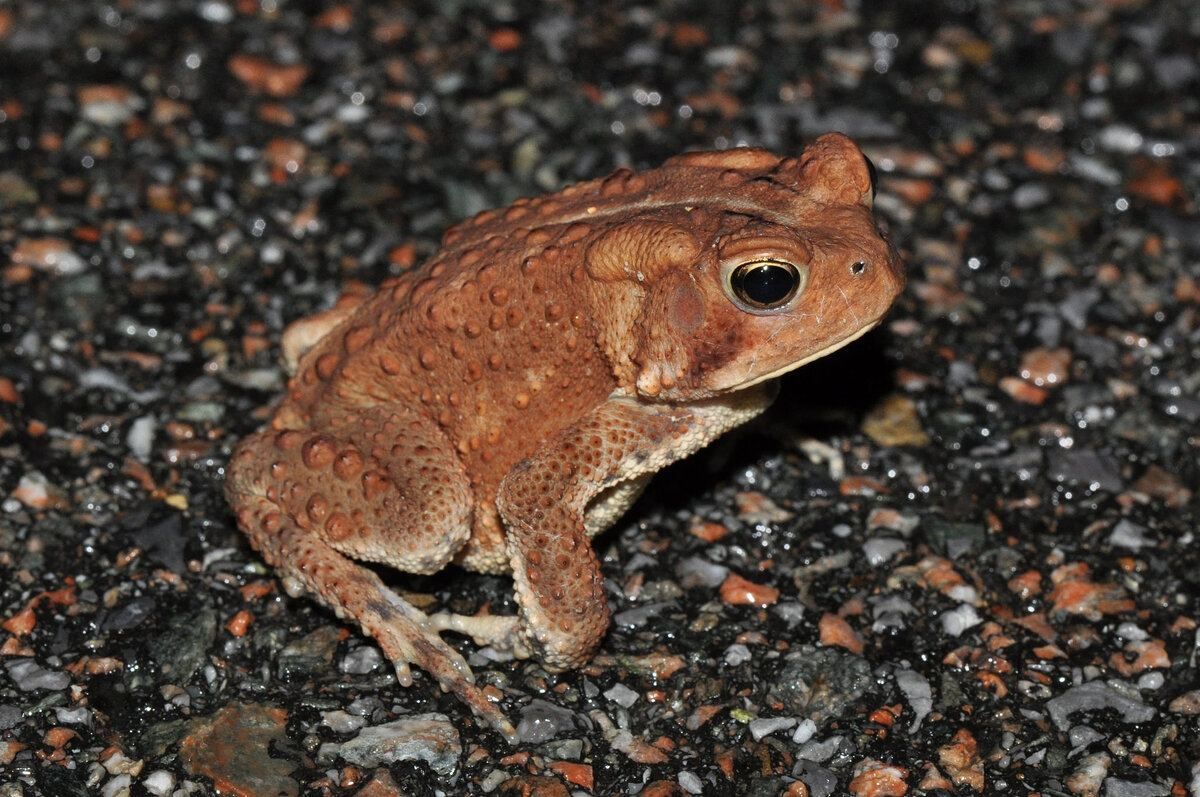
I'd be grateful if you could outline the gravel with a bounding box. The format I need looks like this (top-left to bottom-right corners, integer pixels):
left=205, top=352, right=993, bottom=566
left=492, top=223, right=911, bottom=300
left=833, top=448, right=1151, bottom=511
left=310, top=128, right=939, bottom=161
left=2, top=0, right=1197, bottom=795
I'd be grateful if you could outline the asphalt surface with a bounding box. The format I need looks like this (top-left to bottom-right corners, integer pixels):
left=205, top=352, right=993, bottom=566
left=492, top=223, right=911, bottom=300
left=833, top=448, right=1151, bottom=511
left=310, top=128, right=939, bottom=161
left=1, top=2, right=1197, bottom=796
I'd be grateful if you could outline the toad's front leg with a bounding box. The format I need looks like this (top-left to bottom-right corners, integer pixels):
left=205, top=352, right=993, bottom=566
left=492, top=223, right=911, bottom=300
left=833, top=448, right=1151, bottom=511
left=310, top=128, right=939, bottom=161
left=495, top=392, right=772, bottom=668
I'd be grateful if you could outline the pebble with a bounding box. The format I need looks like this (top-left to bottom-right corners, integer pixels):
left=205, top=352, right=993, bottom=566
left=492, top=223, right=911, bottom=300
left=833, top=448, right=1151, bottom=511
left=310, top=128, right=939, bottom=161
left=1129, top=465, right=1192, bottom=507
left=604, top=682, right=640, bottom=708
left=773, top=601, right=807, bottom=628
left=723, top=643, right=752, bottom=667
left=797, top=761, right=839, bottom=797
left=1069, top=725, right=1108, bottom=751
left=1168, top=690, right=1200, bottom=715
left=1018, top=347, right=1072, bottom=387
left=79, top=368, right=164, bottom=403
left=100, top=747, right=143, bottom=777
left=1046, top=448, right=1124, bottom=492
left=940, top=605, right=983, bottom=637
left=871, top=595, right=917, bottom=632
left=861, top=394, right=930, bottom=447
left=321, top=710, right=367, bottom=734
left=612, top=601, right=671, bottom=628
left=770, top=647, right=872, bottom=724
left=0, top=705, right=22, bottom=730
left=733, top=490, right=794, bottom=523
left=1136, top=671, right=1164, bottom=691
left=893, top=670, right=933, bottom=731
left=227, top=54, right=309, bottom=97
left=819, top=613, right=864, bottom=654
left=1059, top=287, right=1102, bottom=330
left=276, top=626, right=340, bottom=679
left=77, top=84, right=142, bottom=125
left=1047, top=562, right=1135, bottom=620
left=177, top=703, right=296, bottom=797
left=340, top=644, right=384, bottom=675
left=1046, top=680, right=1156, bottom=730
left=516, top=699, right=579, bottom=745
left=719, top=572, right=779, bottom=607
left=1115, top=622, right=1149, bottom=643
left=1011, top=182, right=1052, bottom=210
left=197, top=0, right=234, bottom=24
left=5, top=658, right=70, bottom=692
left=10, top=237, right=87, bottom=275
left=126, top=415, right=156, bottom=462
left=792, top=718, right=818, bottom=744
left=936, top=729, right=984, bottom=792
left=748, top=716, right=797, bottom=741
left=678, top=770, right=704, bottom=795
left=1097, top=123, right=1144, bottom=154
left=322, top=714, right=461, bottom=777
left=999, top=376, right=1048, bottom=405
left=1102, top=780, right=1170, bottom=797
left=1152, top=52, right=1197, bottom=88
left=11, top=470, right=67, bottom=510
left=53, top=707, right=90, bottom=725
left=675, top=556, right=729, bottom=589
left=141, top=770, right=175, bottom=797
left=862, top=537, right=908, bottom=566
left=848, top=759, right=909, bottom=797
left=548, top=760, right=591, bottom=790
left=1070, top=153, right=1123, bottom=185
left=101, top=774, right=133, bottom=797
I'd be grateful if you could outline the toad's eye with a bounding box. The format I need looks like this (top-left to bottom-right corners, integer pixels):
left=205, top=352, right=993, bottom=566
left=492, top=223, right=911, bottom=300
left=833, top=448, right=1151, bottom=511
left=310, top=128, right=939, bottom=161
left=727, top=259, right=806, bottom=312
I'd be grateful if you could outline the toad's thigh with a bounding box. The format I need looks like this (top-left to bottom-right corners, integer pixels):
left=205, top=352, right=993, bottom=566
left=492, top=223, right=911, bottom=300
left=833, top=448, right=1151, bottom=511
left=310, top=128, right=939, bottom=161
left=241, top=406, right=473, bottom=574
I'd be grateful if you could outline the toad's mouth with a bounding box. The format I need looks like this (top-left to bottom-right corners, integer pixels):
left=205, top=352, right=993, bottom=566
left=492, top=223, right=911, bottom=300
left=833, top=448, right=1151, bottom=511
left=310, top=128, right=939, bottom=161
left=734, top=316, right=883, bottom=391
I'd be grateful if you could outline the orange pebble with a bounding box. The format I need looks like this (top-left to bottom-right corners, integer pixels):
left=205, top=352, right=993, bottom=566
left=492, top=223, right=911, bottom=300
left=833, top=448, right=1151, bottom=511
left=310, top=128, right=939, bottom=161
left=226, top=610, right=253, bottom=637
left=819, top=613, right=864, bottom=654
left=719, top=573, right=779, bottom=607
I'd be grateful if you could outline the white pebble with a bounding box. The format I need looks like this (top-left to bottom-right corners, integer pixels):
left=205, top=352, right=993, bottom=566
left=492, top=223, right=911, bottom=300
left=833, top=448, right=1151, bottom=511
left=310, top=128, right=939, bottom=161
left=127, top=415, right=157, bottom=462
left=604, top=682, right=640, bottom=709
left=141, top=770, right=175, bottom=797
left=1138, top=671, right=1165, bottom=691
left=197, top=1, right=234, bottom=24
left=723, top=643, right=752, bottom=667
left=678, top=770, right=704, bottom=794
left=1097, top=123, right=1144, bottom=153
left=341, top=644, right=383, bottom=675
left=862, top=537, right=907, bottom=565
left=101, top=774, right=132, bottom=797
left=748, top=716, right=796, bottom=741
left=940, top=604, right=982, bottom=637
left=792, top=718, right=817, bottom=744
left=1116, top=622, right=1149, bottom=642
left=947, top=584, right=979, bottom=604
left=321, top=710, right=366, bottom=734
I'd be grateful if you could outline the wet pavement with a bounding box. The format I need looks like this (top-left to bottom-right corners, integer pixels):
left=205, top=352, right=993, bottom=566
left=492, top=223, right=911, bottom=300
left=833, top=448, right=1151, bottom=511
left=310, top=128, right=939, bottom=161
left=1, top=1, right=1197, bottom=795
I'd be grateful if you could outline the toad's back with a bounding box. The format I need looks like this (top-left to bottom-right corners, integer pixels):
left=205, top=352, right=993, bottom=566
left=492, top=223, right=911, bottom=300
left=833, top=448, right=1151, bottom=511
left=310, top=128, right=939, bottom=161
left=272, top=145, right=839, bottom=480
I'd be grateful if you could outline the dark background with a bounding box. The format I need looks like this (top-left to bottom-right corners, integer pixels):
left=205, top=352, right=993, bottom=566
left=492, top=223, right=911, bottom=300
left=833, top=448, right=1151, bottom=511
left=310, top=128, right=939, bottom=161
left=1, top=1, right=1197, bottom=795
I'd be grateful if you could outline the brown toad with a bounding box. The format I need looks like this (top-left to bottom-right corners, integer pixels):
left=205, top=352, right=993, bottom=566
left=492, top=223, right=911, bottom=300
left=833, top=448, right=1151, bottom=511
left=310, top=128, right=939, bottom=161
left=225, top=133, right=905, bottom=740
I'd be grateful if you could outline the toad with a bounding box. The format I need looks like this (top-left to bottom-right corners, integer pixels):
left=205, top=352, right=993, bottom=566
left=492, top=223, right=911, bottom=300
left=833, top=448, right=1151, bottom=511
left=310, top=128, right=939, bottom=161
left=225, top=133, right=905, bottom=741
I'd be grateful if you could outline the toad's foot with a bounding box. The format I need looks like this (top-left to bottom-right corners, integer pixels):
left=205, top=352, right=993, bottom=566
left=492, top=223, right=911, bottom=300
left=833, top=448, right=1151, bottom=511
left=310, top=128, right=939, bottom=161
left=430, top=612, right=533, bottom=660
left=347, top=581, right=520, bottom=743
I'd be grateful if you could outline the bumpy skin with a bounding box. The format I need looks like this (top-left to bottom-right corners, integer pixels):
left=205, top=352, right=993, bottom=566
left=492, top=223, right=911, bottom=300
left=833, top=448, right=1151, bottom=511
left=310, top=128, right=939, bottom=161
left=225, top=133, right=905, bottom=741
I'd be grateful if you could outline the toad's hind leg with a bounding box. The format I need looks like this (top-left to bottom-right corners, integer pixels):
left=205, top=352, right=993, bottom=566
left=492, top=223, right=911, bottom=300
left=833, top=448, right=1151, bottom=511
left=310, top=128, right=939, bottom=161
left=224, top=408, right=517, bottom=741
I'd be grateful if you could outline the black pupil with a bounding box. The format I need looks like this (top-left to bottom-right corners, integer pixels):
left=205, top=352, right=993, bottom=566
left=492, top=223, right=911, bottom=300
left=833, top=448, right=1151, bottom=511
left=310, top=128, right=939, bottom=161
left=737, top=262, right=796, bottom=307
